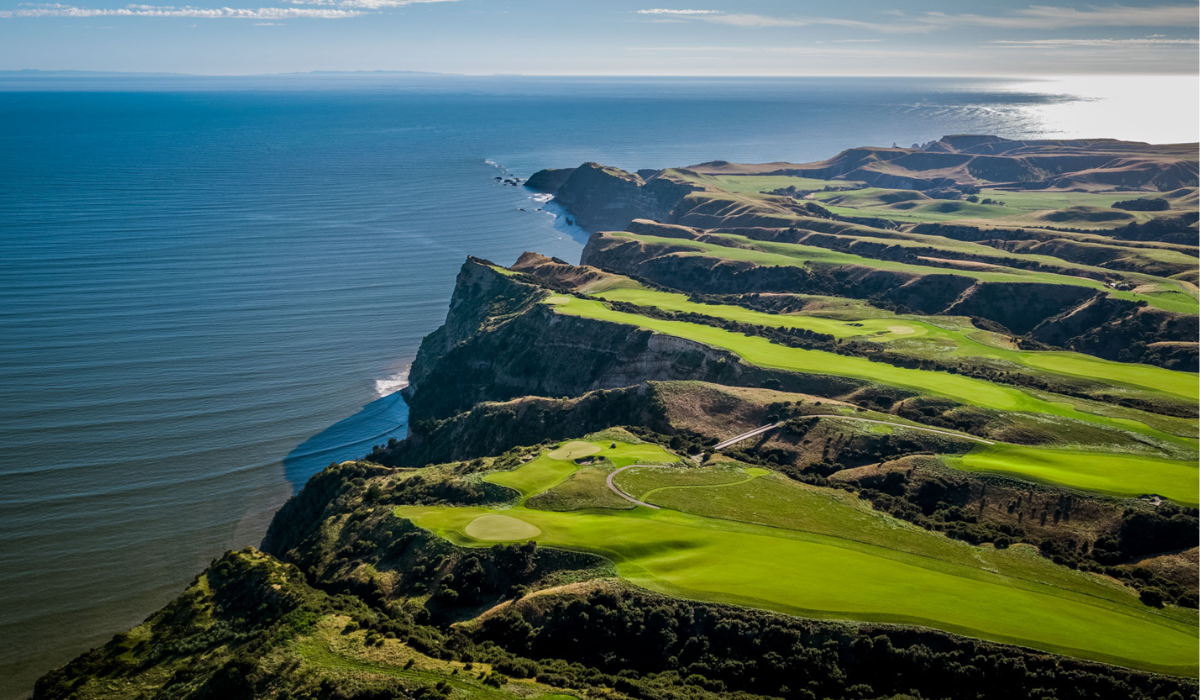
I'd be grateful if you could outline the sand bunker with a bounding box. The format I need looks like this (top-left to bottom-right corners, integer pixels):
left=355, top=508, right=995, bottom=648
left=888, top=325, right=916, bottom=335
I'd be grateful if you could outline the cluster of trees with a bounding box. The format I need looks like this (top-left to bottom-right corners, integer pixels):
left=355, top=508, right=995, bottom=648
left=1112, top=197, right=1170, bottom=211
left=477, top=587, right=1197, bottom=700
left=849, top=472, right=1199, bottom=609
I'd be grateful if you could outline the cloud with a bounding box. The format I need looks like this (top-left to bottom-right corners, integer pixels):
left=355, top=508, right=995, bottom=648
left=3, top=0, right=455, bottom=17
left=636, top=8, right=720, bottom=15
left=918, top=4, right=1200, bottom=29
left=636, top=9, right=807, bottom=27
left=289, top=0, right=456, bottom=7
left=9, top=2, right=362, bottom=16
left=633, top=4, right=1199, bottom=33
left=633, top=8, right=932, bottom=32
left=990, top=37, right=1199, bottom=47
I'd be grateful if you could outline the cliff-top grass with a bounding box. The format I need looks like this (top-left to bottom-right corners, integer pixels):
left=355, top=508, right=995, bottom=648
left=396, top=441, right=1200, bottom=676
left=591, top=284, right=1199, bottom=403
left=547, top=295, right=1196, bottom=438
left=608, top=231, right=1198, bottom=314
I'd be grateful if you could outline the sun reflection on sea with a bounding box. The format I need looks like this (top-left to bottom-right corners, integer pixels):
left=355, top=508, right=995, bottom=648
left=995, top=75, right=1198, bottom=143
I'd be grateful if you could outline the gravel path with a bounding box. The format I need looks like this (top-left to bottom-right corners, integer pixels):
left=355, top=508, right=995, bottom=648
left=713, top=415, right=995, bottom=451
left=611, top=415, right=993, bottom=509
left=605, top=465, right=662, bottom=509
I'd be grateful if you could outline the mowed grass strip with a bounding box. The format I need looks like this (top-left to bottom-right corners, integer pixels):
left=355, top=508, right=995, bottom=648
left=549, top=296, right=1193, bottom=443
left=610, top=231, right=1198, bottom=314
left=548, top=296, right=1198, bottom=500
left=398, top=497, right=1199, bottom=675
left=594, top=285, right=1198, bottom=401
left=948, top=444, right=1200, bottom=506
left=486, top=440, right=679, bottom=502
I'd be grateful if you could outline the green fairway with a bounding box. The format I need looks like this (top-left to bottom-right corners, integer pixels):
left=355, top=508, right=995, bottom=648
left=396, top=445, right=1199, bottom=676
left=947, top=444, right=1200, bottom=505
left=808, top=187, right=1177, bottom=228
left=549, top=296, right=1197, bottom=449
left=486, top=439, right=679, bottom=502
left=593, top=285, right=1199, bottom=402
left=700, top=174, right=863, bottom=195
left=609, top=231, right=1199, bottom=314
left=596, top=286, right=927, bottom=340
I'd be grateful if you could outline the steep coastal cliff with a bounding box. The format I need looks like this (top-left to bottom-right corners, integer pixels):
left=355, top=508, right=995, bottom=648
left=36, top=138, right=1200, bottom=700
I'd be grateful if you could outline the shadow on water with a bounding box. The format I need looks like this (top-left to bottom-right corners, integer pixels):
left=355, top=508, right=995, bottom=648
left=282, top=391, right=409, bottom=491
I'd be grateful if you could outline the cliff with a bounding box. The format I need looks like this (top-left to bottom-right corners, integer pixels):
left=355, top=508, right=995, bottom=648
left=532, top=162, right=701, bottom=230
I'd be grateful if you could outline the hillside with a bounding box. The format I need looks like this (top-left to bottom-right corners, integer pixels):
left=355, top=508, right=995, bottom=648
left=37, top=138, right=1200, bottom=700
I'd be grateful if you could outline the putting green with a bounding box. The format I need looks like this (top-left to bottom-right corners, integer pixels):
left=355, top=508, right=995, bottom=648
left=486, top=439, right=680, bottom=502
left=464, top=514, right=542, bottom=541
left=548, top=441, right=601, bottom=461
left=397, top=447, right=1199, bottom=675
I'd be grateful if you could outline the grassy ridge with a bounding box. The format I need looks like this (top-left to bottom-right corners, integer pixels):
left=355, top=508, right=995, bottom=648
left=594, top=285, right=1198, bottom=401
left=546, top=295, right=1198, bottom=500
left=396, top=442, right=1199, bottom=676
left=948, top=444, right=1200, bottom=505
left=611, top=231, right=1198, bottom=314
left=547, top=296, right=1194, bottom=443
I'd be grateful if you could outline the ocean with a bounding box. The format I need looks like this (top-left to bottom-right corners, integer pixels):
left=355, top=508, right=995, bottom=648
left=0, top=74, right=1195, bottom=697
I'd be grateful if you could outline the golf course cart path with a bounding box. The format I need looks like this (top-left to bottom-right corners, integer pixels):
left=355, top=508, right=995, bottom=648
left=713, top=423, right=783, bottom=450
left=714, top=416, right=995, bottom=452
left=606, top=465, right=662, bottom=509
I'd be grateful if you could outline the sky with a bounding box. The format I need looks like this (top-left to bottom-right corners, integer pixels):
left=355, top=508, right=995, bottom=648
left=0, top=0, right=1197, bottom=75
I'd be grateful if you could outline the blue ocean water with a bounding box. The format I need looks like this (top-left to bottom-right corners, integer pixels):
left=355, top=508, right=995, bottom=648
left=0, top=75, right=1191, bottom=697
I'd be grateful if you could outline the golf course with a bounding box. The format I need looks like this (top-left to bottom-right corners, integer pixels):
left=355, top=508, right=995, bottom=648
left=396, top=439, right=1199, bottom=676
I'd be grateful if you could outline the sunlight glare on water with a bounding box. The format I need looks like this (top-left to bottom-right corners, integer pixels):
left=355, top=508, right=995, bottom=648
left=1001, top=75, right=1199, bottom=143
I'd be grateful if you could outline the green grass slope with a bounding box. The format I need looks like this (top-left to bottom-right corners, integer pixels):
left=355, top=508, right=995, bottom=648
left=593, top=285, right=1198, bottom=402
left=397, top=441, right=1199, bottom=676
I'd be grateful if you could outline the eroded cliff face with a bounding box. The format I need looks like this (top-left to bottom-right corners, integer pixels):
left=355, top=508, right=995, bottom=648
left=405, top=301, right=742, bottom=422
left=541, top=163, right=700, bottom=231
left=404, top=257, right=544, bottom=394
left=401, top=258, right=865, bottom=424
left=580, top=229, right=1198, bottom=368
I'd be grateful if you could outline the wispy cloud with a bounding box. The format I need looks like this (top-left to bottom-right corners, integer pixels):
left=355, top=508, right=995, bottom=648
left=634, top=4, right=1200, bottom=33
left=9, top=2, right=362, bottom=16
left=3, top=0, right=455, bottom=17
left=991, top=37, right=1200, bottom=47
left=634, top=8, right=932, bottom=32
left=919, top=4, right=1200, bottom=29
left=288, top=0, right=456, bottom=8
left=636, top=9, right=806, bottom=27
left=636, top=8, right=720, bottom=15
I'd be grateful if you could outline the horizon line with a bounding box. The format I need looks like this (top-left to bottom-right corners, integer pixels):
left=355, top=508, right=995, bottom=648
left=2, top=69, right=1197, bottom=79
